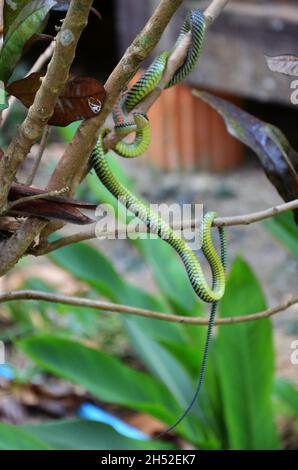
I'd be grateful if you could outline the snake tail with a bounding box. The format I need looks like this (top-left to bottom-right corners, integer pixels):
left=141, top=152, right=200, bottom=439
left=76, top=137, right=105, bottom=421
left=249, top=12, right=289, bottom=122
left=91, top=130, right=226, bottom=304
left=157, top=226, right=227, bottom=437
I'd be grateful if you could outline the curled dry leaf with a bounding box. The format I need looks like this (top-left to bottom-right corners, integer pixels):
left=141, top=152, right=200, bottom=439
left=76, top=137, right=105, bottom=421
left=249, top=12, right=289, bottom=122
left=194, top=90, right=298, bottom=223
left=265, top=55, right=298, bottom=77
left=8, top=183, right=97, bottom=225
left=7, top=73, right=106, bottom=126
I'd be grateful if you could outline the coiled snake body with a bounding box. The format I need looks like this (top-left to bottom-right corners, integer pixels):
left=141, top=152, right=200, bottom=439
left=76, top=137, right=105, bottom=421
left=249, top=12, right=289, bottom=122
left=91, top=10, right=228, bottom=434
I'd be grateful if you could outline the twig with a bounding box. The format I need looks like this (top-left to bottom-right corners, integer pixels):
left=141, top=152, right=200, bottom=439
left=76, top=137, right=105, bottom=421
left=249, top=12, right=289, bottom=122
left=204, top=0, right=230, bottom=25
left=1, top=42, right=56, bottom=127
left=35, top=199, right=298, bottom=255
left=7, top=187, right=69, bottom=211
left=0, top=290, right=296, bottom=325
left=213, top=199, right=298, bottom=227
left=26, top=126, right=50, bottom=186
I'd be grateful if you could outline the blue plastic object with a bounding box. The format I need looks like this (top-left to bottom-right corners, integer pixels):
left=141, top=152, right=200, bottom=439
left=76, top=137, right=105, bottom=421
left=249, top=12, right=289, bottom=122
left=0, top=364, right=14, bottom=380
left=78, top=402, right=149, bottom=440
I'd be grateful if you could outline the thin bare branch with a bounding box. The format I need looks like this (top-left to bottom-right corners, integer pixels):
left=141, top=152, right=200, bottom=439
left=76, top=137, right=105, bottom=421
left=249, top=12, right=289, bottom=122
left=0, top=290, right=296, bottom=325
left=35, top=199, right=298, bottom=255
left=204, top=0, right=230, bottom=25
left=26, top=126, right=50, bottom=186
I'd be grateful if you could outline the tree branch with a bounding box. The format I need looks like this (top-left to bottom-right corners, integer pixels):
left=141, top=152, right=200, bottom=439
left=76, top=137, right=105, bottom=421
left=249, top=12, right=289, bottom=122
left=35, top=199, right=298, bottom=255
left=0, top=0, right=93, bottom=276
left=0, top=0, right=93, bottom=213
left=46, top=0, right=184, bottom=194
left=100, top=0, right=231, bottom=153
left=39, top=0, right=230, bottom=242
left=204, top=0, right=230, bottom=25
left=0, top=290, right=296, bottom=326
left=0, top=0, right=231, bottom=276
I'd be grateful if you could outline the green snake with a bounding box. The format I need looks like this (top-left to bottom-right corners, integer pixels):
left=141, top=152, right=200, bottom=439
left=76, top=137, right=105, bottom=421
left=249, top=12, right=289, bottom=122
left=91, top=10, right=228, bottom=434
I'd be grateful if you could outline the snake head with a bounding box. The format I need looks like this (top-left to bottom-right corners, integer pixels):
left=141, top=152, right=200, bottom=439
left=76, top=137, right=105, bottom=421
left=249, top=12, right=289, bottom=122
left=133, top=113, right=149, bottom=130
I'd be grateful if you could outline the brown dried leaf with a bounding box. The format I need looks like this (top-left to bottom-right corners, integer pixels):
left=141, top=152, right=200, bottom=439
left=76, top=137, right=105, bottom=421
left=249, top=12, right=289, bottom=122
left=7, top=73, right=106, bottom=126
left=8, top=183, right=97, bottom=225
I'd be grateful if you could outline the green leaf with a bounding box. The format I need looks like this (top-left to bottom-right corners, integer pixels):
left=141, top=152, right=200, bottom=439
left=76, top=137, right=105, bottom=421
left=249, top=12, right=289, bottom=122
left=136, top=238, right=202, bottom=315
left=23, top=419, right=175, bottom=450
left=49, top=241, right=125, bottom=302
left=0, top=1, right=57, bottom=83
left=4, top=1, right=33, bottom=36
left=264, top=211, right=298, bottom=258
left=49, top=241, right=184, bottom=344
left=57, top=121, right=81, bottom=142
left=217, top=256, right=279, bottom=449
left=0, top=423, right=51, bottom=450
left=19, top=334, right=180, bottom=423
left=274, top=378, right=298, bottom=418
left=194, top=91, right=298, bottom=221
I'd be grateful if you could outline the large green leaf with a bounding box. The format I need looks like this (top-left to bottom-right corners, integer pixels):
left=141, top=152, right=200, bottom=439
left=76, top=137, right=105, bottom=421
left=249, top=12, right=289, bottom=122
left=19, top=334, right=180, bottom=423
left=264, top=211, right=298, bottom=259
left=49, top=242, right=184, bottom=344
left=0, top=423, right=51, bottom=450
left=49, top=241, right=125, bottom=302
left=124, top=316, right=222, bottom=447
left=217, top=256, right=279, bottom=449
left=0, top=1, right=56, bottom=83
left=23, top=419, right=174, bottom=450
left=136, top=238, right=202, bottom=315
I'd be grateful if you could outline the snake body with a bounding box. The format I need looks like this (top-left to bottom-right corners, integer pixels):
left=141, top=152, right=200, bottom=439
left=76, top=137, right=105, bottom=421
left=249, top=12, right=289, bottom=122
left=114, top=113, right=151, bottom=158
left=113, top=10, right=206, bottom=159
left=92, top=130, right=226, bottom=303
left=91, top=10, right=227, bottom=433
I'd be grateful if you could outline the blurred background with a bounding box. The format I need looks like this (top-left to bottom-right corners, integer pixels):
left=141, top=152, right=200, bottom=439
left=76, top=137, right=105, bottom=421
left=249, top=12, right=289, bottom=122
left=0, top=0, right=298, bottom=450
